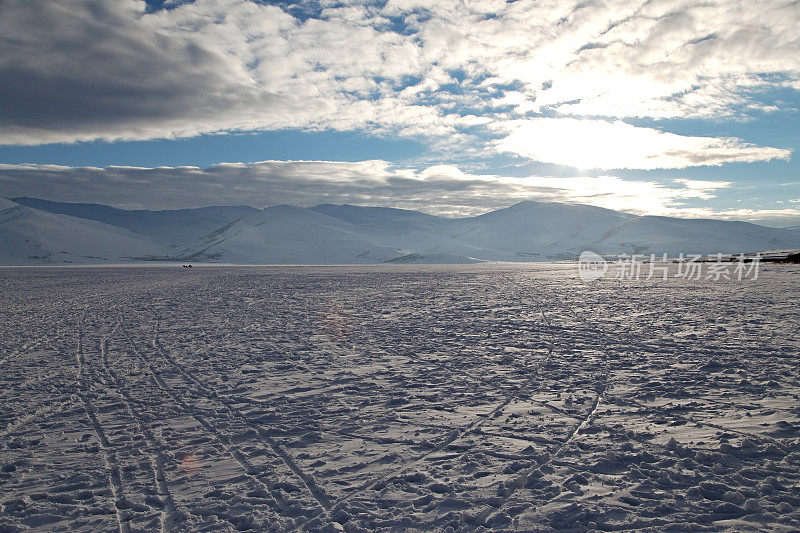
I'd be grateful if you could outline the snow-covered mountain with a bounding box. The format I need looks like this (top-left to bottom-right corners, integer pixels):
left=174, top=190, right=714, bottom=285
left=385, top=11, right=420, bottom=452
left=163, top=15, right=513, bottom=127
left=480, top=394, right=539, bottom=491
left=178, top=201, right=800, bottom=263
left=442, top=201, right=636, bottom=260
left=590, top=216, right=800, bottom=256
left=4, top=198, right=800, bottom=264
left=175, top=205, right=406, bottom=264
left=12, top=197, right=257, bottom=244
left=309, top=203, right=491, bottom=260
left=0, top=198, right=166, bottom=265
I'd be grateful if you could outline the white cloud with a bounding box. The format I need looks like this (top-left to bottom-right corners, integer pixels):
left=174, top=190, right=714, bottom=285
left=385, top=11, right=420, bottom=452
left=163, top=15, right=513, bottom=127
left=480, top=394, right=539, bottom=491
left=505, top=175, right=734, bottom=216
left=672, top=179, right=733, bottom=200
left=493, top=118, right=791, bottom=169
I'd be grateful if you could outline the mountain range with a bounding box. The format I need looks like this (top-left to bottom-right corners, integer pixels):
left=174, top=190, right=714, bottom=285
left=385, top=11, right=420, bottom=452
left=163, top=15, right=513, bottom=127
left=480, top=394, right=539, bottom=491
left=0, top=197, right=167, bottom=264
left=2, top=197, right=800, bottom=265
left=12, top=197, right=257, bottom=244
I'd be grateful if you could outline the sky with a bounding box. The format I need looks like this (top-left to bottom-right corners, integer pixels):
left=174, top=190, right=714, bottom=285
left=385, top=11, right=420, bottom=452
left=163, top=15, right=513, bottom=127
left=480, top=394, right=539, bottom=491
left=1, top=0, right=799, bottom=225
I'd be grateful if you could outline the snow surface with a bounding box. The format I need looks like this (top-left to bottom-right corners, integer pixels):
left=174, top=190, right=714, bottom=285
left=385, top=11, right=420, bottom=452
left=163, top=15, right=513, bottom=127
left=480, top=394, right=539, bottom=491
left=0, top=198, right=167, bottom=265
left=1, top=264, right=799, bottom=532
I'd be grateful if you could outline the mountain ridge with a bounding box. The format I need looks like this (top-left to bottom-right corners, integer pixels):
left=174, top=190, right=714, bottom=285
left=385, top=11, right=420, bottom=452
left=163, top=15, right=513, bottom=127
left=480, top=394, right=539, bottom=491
left=5, top=198, right=800, bottom=265
left=11, top=197, right=258, bottom=244
left=0, top=198, right=167, bottom=265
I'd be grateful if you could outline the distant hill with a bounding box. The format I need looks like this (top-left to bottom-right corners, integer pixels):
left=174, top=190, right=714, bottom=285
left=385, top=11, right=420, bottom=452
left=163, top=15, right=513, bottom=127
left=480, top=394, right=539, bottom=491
left=176, top=205, right=405, bottom=264
left=5, top=198, right=800, bottom=264
left=0, top=198, right=166, bottom=264
left=589, top=216, right=800, bottom=256
left=12, top=197, right=258, bottom=244
left=176, top=201, right=800, bottom=263
left=440, top=201, right=636, bottom=260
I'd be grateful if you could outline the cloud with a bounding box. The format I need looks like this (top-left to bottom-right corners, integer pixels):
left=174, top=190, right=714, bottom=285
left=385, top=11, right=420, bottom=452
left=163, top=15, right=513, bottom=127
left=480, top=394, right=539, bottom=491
left=672, top=179, right=733, bottom=199
left=4, top=160, right=796, bottom=223
left=0, top=0, right=445, bottom=145
left=493, top=118, right=791, bottom=169
left=0, top=0, right=797, bottom=161
left=510, top=175, right=730, bottom=216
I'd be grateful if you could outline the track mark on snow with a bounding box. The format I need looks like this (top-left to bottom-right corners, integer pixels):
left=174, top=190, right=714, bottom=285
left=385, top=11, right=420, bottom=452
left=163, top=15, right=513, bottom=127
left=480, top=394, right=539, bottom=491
left=100, top=312, right=185, bottom=532
left=120, top=318, right=293, bottom=523
left=78, top=393, right=131, bottom=533
left=149, top=315, right=334, bottom=515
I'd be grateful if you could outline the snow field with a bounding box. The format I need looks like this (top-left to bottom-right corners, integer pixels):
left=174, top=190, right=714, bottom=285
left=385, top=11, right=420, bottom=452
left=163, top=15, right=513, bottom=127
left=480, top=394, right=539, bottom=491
left=0, top=264, right=799, bottom=532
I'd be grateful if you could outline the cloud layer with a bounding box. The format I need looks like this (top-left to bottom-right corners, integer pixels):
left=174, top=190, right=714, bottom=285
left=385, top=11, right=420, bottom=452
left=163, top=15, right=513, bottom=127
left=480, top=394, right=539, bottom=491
left=4, top=160, right=798, bottom=224
left=0, top=0, right=797, bottom=169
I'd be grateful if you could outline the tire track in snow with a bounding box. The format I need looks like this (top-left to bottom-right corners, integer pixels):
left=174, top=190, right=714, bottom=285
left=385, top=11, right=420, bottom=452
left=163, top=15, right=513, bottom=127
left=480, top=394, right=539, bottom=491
left=498, top=282, right=632, bottom=527
left=514, top=289, right=613, bottom=482
left=78, top=393, right=131, bottom=533
left=100, top=312, right=184, bottom=533
left=450, top=280, right=613, bottom=525
left=149, top=314, right=334, bottom=515
left=153, top=339, right=332, bottom=514
left=120, top=317, right=293, bottom=524
left=73, top=311, right=131, bottom=533
left=295, top=286, right=559, bottom=530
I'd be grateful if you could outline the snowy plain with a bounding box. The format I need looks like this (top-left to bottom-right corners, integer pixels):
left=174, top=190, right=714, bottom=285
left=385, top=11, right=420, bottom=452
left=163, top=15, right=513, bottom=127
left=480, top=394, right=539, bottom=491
left=1, top=264, right=799, bottom=532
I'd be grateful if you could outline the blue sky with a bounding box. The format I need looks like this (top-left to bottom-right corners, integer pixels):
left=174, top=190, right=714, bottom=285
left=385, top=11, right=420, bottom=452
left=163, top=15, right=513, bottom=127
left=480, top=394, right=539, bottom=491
left=1, top=0, right=799, bottom=225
